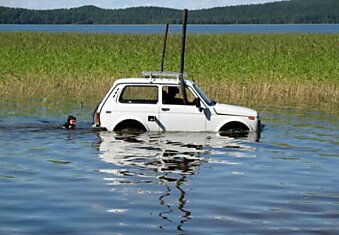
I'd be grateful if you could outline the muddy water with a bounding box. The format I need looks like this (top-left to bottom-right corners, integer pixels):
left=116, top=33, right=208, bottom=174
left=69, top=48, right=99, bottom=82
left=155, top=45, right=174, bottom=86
left=0, top=104, right=338, bottom=235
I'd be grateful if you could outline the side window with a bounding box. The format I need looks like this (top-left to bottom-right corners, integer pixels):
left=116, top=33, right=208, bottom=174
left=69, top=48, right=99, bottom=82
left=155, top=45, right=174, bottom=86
left=162, top=86, right=196, bottom=105
left=119, top=86, right=158, bottom=104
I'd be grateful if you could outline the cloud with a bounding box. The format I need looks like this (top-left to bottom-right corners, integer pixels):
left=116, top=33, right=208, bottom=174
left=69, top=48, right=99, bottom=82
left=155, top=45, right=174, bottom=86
left=0, top=0, right=279, bottom=10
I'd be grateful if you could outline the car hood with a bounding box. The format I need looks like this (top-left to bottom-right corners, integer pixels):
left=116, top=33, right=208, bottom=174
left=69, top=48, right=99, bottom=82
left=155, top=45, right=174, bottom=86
left=213, top=103, right=258, bottom=117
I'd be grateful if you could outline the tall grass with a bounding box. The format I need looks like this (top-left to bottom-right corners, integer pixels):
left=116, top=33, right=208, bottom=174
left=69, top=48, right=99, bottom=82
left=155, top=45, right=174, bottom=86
left=0, top=32, right=338, bottom=113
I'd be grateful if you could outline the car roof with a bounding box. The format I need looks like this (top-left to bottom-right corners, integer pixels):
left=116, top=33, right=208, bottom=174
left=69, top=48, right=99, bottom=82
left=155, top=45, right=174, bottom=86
left=114, top=78, right=179, bottom=85
left=113, top=71, right=194, bottom=86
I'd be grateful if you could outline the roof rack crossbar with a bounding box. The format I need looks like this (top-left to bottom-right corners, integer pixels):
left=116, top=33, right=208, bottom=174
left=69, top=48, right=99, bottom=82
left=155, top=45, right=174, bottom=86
left=142, top=71, right=187, bottom=79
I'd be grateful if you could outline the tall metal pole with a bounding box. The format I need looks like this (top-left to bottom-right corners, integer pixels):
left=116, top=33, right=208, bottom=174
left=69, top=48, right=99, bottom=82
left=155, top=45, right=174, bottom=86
left=179, top=9, right=188, bottom=105
left=160, top=23, right=169, bottom=72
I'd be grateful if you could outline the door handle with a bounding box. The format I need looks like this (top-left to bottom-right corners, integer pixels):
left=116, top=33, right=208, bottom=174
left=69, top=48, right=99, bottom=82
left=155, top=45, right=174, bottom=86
left=161, top=108, right=170, bottom=111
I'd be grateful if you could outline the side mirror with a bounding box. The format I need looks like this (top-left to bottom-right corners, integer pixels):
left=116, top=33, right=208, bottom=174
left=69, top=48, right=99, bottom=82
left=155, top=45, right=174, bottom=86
left=195, top=98, right=203, bottom=112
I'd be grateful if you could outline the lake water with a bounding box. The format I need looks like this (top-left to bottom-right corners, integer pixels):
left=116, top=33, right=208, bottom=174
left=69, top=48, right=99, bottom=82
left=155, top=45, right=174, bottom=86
left=0, top=24, right=338, bottom=34
left=0, top=103, right=338, bottom=234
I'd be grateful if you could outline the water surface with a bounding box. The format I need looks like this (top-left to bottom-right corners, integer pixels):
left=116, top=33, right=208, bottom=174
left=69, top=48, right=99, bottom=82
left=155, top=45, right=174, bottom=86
left=0, top=104, right=338, bottom=234
left=0, top=24, right=338, bottom=34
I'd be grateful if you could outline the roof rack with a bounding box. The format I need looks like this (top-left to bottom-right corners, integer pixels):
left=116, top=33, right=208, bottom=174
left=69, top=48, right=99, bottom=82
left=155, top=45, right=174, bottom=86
left=142, top=71, right=187, bottom=79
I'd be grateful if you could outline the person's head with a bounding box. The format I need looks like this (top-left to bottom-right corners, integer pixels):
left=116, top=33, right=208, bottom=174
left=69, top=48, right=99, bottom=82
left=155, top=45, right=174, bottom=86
left=168, top=87, right=179, bottom=98
left=67, top=115, right=77, bottom=127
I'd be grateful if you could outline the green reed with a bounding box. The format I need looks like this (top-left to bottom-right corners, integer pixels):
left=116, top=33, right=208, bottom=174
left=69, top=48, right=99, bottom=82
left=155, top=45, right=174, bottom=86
left=0, top=32, right=338, bottom=113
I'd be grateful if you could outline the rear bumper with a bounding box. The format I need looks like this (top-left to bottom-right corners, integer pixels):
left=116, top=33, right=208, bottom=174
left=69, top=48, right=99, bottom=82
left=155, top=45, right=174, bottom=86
left=257, top=119, right=261, bottom=132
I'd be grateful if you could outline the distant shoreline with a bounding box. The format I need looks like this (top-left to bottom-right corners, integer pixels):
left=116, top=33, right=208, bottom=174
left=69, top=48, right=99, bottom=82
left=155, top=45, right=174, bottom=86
left=1, top=0, right=338, bottom=24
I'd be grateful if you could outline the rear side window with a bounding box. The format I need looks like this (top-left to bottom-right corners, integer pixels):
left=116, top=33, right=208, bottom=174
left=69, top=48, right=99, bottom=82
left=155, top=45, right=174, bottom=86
left=119, top=86, right=158, bottom=104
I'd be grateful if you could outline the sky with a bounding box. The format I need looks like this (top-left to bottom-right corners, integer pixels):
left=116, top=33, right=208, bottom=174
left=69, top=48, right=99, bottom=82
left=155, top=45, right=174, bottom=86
left=0, top=0, right=281, bottom=10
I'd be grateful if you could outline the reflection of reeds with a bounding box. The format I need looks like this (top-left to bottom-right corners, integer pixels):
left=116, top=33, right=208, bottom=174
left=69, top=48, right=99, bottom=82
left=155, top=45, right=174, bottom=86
left=1, top=33, right=338, bottom=113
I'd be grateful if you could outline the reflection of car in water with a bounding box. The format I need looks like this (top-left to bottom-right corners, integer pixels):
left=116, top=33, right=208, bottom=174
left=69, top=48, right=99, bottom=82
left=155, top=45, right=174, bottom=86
left=97, top=132, right=206, bottom=175
left=92, top=72, right=261, bottom=137
left=97, top=131, right=209, bottom=228
left=97, top=131, right=258, bottom=174
left=96, top=131, right=257, bottom=228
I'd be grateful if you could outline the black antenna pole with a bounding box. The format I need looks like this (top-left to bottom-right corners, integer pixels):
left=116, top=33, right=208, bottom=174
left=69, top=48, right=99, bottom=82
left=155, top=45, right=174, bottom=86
left=179, top=9, right=188, bottom=105
left=160, top=24, right=169, bottom=72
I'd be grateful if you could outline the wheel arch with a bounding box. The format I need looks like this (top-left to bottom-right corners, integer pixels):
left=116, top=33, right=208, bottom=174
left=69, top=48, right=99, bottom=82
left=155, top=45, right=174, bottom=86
left=218, top=121, right=250, bottom=132
left=113, top=119, right=147, bottom=132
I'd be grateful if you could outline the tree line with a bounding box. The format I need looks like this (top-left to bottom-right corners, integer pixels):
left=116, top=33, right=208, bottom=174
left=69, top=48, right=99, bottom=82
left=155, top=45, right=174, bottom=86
left=0, top=0, right=338, bottom=24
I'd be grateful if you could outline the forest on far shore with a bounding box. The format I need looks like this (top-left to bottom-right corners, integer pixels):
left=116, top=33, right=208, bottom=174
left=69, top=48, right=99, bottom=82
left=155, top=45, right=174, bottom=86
left=0, top=0, right=338, bottom=24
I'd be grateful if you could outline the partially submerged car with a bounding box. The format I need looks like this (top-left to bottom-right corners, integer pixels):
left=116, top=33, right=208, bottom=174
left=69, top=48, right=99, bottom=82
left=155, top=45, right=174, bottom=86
left=92, top=72, right=260, bottom=136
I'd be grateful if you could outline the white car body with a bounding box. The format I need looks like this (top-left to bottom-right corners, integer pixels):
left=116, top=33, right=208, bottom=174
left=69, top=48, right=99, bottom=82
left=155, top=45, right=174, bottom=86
left=92, top=72, right=260, bottom=136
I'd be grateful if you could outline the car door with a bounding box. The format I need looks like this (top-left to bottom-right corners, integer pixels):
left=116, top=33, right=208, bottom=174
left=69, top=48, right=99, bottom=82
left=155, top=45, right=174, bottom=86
left=106, top=85, right=160, bottom=131
left=158, top=85, right=206, bottom=132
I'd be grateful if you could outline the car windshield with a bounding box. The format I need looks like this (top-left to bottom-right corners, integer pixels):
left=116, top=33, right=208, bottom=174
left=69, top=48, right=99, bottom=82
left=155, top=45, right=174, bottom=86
left=193, top=83, right=215, bottom=106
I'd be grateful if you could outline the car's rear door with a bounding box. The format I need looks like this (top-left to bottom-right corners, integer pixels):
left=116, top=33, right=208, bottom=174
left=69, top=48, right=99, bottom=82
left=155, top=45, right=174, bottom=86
left=105, top=85, right=160, bottom=131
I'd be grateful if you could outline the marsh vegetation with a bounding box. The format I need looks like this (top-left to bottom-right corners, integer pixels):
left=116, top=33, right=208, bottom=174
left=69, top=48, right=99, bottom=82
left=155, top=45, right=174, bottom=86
left=0, top=32, right=338, bottom=113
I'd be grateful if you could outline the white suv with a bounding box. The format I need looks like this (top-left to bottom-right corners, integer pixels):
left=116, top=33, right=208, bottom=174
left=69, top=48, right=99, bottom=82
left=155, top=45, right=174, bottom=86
left=92, top=72, right=260, bottom=136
